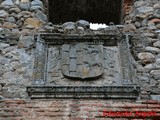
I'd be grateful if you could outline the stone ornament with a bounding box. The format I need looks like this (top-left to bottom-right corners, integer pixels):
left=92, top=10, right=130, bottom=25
left=27, top=33, right=140, bottom=99
left=61, top=43, right=103, bottom=79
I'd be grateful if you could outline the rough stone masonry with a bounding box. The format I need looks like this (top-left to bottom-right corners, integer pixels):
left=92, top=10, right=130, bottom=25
left=0, top=0, right=159, bottom=99
left=0, top=0, right=160, bottom=119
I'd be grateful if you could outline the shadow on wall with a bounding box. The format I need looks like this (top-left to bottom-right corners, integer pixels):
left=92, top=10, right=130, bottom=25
left=48, top=0, right=123, bottom=24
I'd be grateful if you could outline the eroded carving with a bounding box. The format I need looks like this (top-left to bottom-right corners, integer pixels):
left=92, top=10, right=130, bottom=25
left=61, top=43, right=103, bottom=79
left=119, top=35, right=135, bottom=84
left=27, top=33, right=140, bottom=99
left=32, top=35, right=47, bottom=85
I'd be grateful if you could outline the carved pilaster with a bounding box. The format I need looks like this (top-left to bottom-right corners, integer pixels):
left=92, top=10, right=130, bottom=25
left=32, top=34, right=48, bottom=85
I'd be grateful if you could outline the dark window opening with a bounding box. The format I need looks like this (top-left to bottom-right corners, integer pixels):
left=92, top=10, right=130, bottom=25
left=48, top=0, right=123, bottom=25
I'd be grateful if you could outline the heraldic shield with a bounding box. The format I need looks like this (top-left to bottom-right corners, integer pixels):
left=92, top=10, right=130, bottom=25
left=61, top=43, right=104, bottom=79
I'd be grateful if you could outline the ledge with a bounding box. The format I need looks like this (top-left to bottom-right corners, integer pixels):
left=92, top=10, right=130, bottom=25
left=27, top=86, right=140, bottom=99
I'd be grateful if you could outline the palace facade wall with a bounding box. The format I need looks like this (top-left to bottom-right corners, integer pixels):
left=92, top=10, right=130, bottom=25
left=0, top=0, right=160, bottom=119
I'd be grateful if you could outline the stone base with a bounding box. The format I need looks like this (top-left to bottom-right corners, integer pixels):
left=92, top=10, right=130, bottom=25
left=27, top=86, right=140, bottom=99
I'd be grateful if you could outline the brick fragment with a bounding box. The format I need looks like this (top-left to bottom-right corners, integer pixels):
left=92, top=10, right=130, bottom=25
left=68, top=117, right=85, bottom=120
left=141, top=100, right=160, bottom=104
left=148, top=104, right=160, bottom=108
left=4, top=99, right=26, bottom=104
left=124, top=103, right=147, bottom=108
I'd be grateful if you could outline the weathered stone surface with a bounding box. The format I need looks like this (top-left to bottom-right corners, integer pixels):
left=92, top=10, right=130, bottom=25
left=18, top=36, right=34, bottom=48
left=135, top=6, right=154, bottom=14
left=0, top=43, right=10, bottom=49
left=35, top=10, right=47, bottom=22
left=62, top=22, right=76, bottom=33
left=123, top=23, right=137, bottom=32
left=11, top=61, right=21, bottom=69
left=156, top=58, right=160, bottom=64
left=11, top=29, right=21, bottom=35
left=30, top=5, right=43, bottom=11
left=3, top=22, right=17, bottom=28
left=147, top=23, right=157, bottom=30
left=19, top=3, right=30, bottom=11
left=156, top=24, right=160, bottom=29
left=3, top=85, right=27, bottom=98
left=16, top=20, right=23, bottom=27
left=134, top=1, right=145, bottom=8
left=0, top=10, right=8, bottom=18
left=1, top=0, right=14, bottom=6
left=155, top=30, right=160, bottom=33
left=0, top=23, right=2, bottom=27
left=153, top=3, right=160, bottom=9
left=2, top=71, right=19, bottom=79
left=137, top=72, right=150, bottom=81
left=9, top=7, right=21, bottom=13
left=3, top=46, right=15, bottom=54
left=144, top=63, right=156, bottom=70
left=1, top=64, right=14, bottom=73
left=61, top=43, right=104, bottom=79
left=145, top=46, right=160, bottom=54
left=150, top=70, right=160, bottom=80
left=0, top=35, right=4, bottom=39
left=4, top=52, right=13, bottom=59
left=0, top=85, right=2, bottom=91
left=134, top=21, right=141, bottom=28
left=25, top=25, right=35, bottom=29
left=31, top=33, right=138, bottom=99
left=5, top=17, right=16, bottom=23
left=153, top=41, right=160, bottom=48
left=151, top=95, right=160, bottom=100
left=62, top=22, right=75, bottom=28
left=18, top=11, right=32, bottom=18
left=21, top=29, right=30, bottom=36
left=31, top=0, right=43, bottom=7
left=154, top=9, right=160, bottom=18
left=0, top=57, right=10, bottom=65
left=76, top=26, right=85, bottom=34
left=142, top=32, right=155, bottom=37
left=20, top=0, right=30, bottom=3
left=138, top=52, right=155, bottom=64
left=137, top=13, right=153, bottom=19
left=0, top=0, right=159, bottom=98
left=24, top=18, right=43, bottom=29
left=43, top=25, right=54, bottom=31
left=75, top=20, right=90, bottom=28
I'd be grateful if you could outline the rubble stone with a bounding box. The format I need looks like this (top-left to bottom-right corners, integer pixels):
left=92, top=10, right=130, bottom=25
left=3, top=22, right=17, bottom=28
left=24, top=18, right=43, bottom=29
left=138, top=52, right=155, bottom=64
left=1, top=0, right=14, bottom=6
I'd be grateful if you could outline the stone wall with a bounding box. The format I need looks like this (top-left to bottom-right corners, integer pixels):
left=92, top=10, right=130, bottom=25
left=0, top=0, right=47, bottom=99
left=0, top=0, right=160, bottom=119
left=124, top=0, right=160, bottom=98
left=0, top=0, right=159, bottom=99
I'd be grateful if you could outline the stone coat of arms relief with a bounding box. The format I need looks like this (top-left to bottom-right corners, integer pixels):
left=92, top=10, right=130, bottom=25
left=27, top=33, right=140, bottom=99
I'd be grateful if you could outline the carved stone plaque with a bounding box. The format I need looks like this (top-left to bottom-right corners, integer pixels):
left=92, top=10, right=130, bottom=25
left=27, top=33, right=140, bottom=99
left=61, top=43, right=104, bottom=79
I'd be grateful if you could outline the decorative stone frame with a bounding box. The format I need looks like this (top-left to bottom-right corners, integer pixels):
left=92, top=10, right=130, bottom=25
left=27, top=33, right=140, bottom=99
